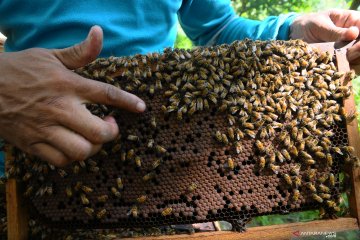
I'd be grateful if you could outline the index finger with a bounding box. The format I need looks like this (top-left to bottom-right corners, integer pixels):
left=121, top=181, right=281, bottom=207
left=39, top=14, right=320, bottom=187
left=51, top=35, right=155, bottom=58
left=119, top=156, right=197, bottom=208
left=74, top=74, right=146, bottom=113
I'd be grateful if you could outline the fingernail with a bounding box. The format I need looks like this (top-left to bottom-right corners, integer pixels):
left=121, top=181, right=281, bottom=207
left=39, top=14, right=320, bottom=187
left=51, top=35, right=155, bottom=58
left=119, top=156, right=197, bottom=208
left=136, top=101, right=146, bottom=112
left=103, top=115, right=116, bottom=123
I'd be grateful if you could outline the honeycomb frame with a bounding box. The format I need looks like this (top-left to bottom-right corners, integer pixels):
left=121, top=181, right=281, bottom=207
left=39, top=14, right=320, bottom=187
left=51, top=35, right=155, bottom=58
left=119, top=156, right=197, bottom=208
left=5, top=40, right=359, bottom=233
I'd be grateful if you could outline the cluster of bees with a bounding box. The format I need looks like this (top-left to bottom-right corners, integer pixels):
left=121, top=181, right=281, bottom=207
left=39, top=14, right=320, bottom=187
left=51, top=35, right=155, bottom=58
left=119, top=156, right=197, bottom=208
left=4, top=39, right=359, bottom=231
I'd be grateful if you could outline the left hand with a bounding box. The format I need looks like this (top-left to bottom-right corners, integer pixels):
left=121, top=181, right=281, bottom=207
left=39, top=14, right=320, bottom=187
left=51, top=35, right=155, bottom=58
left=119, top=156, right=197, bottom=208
left=290, top=9, right=360, bottom=64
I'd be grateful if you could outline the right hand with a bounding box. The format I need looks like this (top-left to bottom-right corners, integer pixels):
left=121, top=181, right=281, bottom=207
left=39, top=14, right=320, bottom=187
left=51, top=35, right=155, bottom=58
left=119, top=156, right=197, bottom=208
left=0, top=26, right=146, bottom=167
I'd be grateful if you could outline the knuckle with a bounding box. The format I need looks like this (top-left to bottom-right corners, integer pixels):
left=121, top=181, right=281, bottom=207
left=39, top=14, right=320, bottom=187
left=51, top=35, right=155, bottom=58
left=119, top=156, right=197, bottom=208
left=72, top=141, right=92, bottom=162
left=89, top=124, right=108, bottom=143
left=71, top=43, right=92, bottom=64
left=105, top=85, right=119, bottom=103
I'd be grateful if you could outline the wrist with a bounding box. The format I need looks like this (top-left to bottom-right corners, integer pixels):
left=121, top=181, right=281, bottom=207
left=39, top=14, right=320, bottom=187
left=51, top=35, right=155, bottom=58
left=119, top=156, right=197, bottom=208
left=288, top=14, right=303, bottom=40
left=278, top=13, right=301, bottom=40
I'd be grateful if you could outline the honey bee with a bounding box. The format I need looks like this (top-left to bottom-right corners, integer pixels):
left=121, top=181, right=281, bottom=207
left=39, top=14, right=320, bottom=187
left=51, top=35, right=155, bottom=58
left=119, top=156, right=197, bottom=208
left=300, top=151, right=312, bottom=159
left=22, top=172, right=32, bottom=181
left=188, top=183, right=197, bottom=192
left=297, top=141, right=305, bottom=152
left=137, top=195, right=148, bottom=203
left=305, top=159, right=316, bottom=165
left=292, top=189, right=300, bottom=201
left=289, top=146, right=299, bottom=157
left=312, top=193, right=323, bottom=203
left=143, top=172, right=155, bottom=181
left=245, top=129, right=256, bottom=138
left=290, top=164, right=301, bottom=175
left=343, top=146, right=355, bottom=154
left=326, top=200, right=337, bottom=208
left=318, top=184, right=330, bottom=193
left=269, top=164, right=280, bottom=174
left=259, top=128, right=268, bottom=139
left=152, top=158, right=161, bottom=169
left=127, top=135, right=139, bottom=142
left=147, top=139, right=155, bottom=148
left=80, top=194, right=90, bottom=205
left=332, top=147, right=343, bottom=155
left=24, top=186, right=34, bottom=197
left=221, top=134, right=229, bottom=144
left=281, top=149, right=291, bottom=161
left=259, top=156, right=266, bottom=170
left=235, top=128, right=244, bottom=140
left=135, top=156, right=142, bottom=167
left=305, top=169, right=316, bottom=181
left=243, top=122, right=255, bottom=130
left=97, top=209, right=107, bottom=219
left=319, top=193, right=331, bottom=199
left=161, top=207, right=173, bottom=216
left=127, top=149, right=135, bottom=159
left=268, top=152, right=276, bottom=164
left=117, top=177, right=123, bottom=190
left=329, top=173, right=335, bottom=187
left=74, top=181, right=83, bottom=191
left=293, top=176, right=302, bottom=188
left=315, top=152, right=326, bottom=159
left=81, top=186, right=93, bottom=194
left=112, top=143, right=121, bottom=153
left=111, top=187, right=121, bottom=198
left=215, top=131, right=222, bottom=142
left=97, top=195, right=109, bottom=203
left=235, top=142, right=243, bottom=154
left=227, top=127, right=235, bottom=140
left=275, top=151, right=285, bottom=163
left=306, top=182, right=317, bottom=192
left=84, top=207, right=94, bottom=217
left=267, top=125, right=276, bottom=137
left=79, top=160, right=87, bottom=168
left=227, top=158, right=235, bottom=170
left=89, top=166, right=100, bottom=173
left=278, top=132, right=288, bottom=142
left=128, top=206, right=138, bottom=218
left=255, top=140, right=265, bottom=152
left=57, top=169, right=68, bottom=178
left=317, top=175, right=328, bottom=183
left=283, top=173, right=292, bottom=185
left=156, top=145, right=167, bottom=154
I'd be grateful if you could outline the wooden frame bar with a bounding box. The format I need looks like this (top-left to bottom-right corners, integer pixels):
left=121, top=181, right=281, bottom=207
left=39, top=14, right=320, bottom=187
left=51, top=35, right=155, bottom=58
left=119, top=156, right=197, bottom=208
left=124, top=218, right=358, bottom=240
left=5, top=146, right=29, bottom=240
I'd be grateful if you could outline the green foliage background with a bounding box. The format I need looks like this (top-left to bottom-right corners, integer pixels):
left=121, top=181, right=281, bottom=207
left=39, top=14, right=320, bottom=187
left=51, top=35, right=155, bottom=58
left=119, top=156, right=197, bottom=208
left=175, top=1, right=360, bottom=237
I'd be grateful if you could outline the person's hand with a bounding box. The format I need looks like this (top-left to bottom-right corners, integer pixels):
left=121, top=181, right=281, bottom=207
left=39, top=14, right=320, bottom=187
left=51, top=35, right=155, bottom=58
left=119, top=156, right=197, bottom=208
left=0, top=26, right=146, bottom=167
left=290, top=9, right=360, bottom=64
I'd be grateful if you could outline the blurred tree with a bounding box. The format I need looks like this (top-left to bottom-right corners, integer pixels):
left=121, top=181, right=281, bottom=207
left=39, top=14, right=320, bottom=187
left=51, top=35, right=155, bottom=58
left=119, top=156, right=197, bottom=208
left=350, top=0, right=360, bottom=9
left=231, top=0, right=320, bottom=20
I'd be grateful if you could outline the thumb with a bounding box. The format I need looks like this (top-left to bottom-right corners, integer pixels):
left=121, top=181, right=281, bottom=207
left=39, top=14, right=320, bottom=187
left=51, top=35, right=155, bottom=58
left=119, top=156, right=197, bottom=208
left=324, top=25, right=359, bottom=42
left=53, top=25, right=103, bottom=69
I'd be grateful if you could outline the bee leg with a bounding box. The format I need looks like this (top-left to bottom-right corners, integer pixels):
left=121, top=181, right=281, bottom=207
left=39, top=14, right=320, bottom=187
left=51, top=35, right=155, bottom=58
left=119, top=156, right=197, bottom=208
left=229, top=217, right=250, bottom=232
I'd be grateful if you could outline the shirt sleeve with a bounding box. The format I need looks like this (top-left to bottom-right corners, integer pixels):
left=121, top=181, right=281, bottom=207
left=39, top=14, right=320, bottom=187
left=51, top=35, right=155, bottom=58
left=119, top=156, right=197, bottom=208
left=177, top=0, right=299, bottom=46
left=0, top=151, right=4, bottom=177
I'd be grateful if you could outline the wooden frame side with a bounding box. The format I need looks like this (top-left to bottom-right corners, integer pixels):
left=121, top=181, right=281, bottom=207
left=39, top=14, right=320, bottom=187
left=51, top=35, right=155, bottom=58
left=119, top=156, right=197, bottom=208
left=335, top=49, right=360, bottom=224
left=5, top=146, right=29, bottom=240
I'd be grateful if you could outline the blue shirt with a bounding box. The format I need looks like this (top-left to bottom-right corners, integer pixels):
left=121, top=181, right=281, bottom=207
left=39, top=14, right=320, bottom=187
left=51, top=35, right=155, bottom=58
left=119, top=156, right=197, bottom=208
left=0, top=0, right=297, bottom=176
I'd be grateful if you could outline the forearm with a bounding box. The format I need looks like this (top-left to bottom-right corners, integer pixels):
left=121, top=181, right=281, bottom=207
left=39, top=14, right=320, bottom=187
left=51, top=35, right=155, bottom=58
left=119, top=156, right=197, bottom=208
left=178, top=0, right=298, bottom=46
left=216, top=13, right=299, bottom=44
